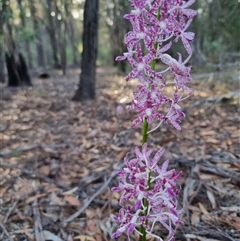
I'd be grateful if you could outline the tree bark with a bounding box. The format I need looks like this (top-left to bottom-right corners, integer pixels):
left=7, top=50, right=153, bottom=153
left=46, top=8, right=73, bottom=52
left=29, top=0, right=45, bottom=67
left=45, top=0, right=60, bottom=68
left=65, top=1, right=78, bottom=65
left=106, top=0, right=130, bottom=73
left=190, top=0, right=206, bottom=66
left=60, top=19, right=67, bottom=75
left=72, top=0, right=99, bottom=101
left=0, top=3, right=5, bottom=82
left=6, top=53, right=32, bottom=87
left=3, top=0, right=32, bottom=87
left=17, top=0, right=33, bottom=68
left=68, top=19, right=78, bottom=65
left=0, top=44, right=4, bottom=83
left=55, top=1, right=66, bottom=74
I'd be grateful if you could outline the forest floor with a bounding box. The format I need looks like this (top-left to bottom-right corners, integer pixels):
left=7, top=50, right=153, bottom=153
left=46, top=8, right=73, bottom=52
left=0, top=67, right=239, bottom=241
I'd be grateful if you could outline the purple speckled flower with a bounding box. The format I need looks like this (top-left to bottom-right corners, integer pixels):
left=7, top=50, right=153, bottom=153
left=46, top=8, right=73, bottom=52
left=112, top=143, right=183, bottom=240
left=112, top=1, right=196, bottom=240
left=116, top=0, right=197, bottom=131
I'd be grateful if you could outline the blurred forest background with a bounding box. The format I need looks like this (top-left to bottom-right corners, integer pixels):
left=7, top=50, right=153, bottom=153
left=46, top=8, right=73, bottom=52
left=0, top=0, right=239, bottom=83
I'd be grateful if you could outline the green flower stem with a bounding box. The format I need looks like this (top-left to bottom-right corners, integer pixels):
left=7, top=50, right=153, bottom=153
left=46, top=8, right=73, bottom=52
left=139, top=8, right=161, bottom=241
left=142, top=118, right=149, bottom=144
left=150, top=41, right=158, bottom=70
left=139, top=118, right=149, bottom=241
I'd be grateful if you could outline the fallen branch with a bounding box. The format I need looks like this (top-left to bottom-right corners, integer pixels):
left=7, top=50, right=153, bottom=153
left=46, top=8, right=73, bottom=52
left=200, top=161, right=240, bottom=186
left=0, top=162, right=70, bottom=190
left=33, top=199, right=45, bottom=241
left=4, top=200, right=18, bottom=223
left=186, top=91, right=239, bottom=112
left=62, top=163, right=124, bottom=225
left=92, top=198, right=119, bottom=209
left=0, top=144, right=66, bottom=157
left=193, top=229, right=237, bottom=241
left=0, top=221, right=14, bottom=241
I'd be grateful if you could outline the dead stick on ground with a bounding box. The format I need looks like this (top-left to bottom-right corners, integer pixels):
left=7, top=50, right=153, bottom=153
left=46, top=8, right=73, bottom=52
left=186, top=90, right=239, bottom=112
left=200, top=161, right=240, bottom=185
left=0, top=221, right=14, bottom=241
left=0, top=162, right=70, bottom=190
left=0, top=144, right=66, bottom=157
left=33, top=199, right=45, bottom=241
left=62, top=163, right=124, bottom=225
left=4, top=200, right=18, bottom=223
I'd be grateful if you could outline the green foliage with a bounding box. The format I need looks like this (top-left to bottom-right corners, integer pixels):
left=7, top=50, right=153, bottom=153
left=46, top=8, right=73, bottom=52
left=0, top=33, right=4, bottom=43
left=2, top=0, right=239, bottom=69
left=12, top=151, right=22, bottom=157
left=203, top=0, right=240, bottom=58
left=66, top=46, right=72, bottom=63
left=97, top=41, right=112, bottom=65
left=18, top=27, right=35, bottom=42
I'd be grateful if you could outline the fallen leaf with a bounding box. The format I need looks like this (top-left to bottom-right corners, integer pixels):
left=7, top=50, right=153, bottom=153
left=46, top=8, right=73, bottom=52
left=85, top=208, right=96, bottom=219
left=206, top=190, right=216, bottom=209
left=87, top=219, right=100, bottom=234
left=43, top=230, right=64, bottom=241
left=230, top=216, right=240, bottom=230
left=50, top=192, right=65, bottom=206
left=0, top=184, right=10, bottom=198
left=68, top=235, right=74, bottom=241
left=41, top=211, right=58, bottom=222
left=185, top=234, right=219, bottom=241
left=73, top=235, right=96, bottom=241
left=23, top=229, right=35, bottom=240
left=220, top=206, right=240, bottom=212
left=219, top=215, right=240, bottom=230
left=110, top=144, right=122, bottom=151
left=188, top=205, right=201, bottom=212
left=26, top=193, right=47, bottom=204
left=200, top=130, right=216, bottom=136
left=198, top=174, right=219, bottom=181
left=198, top=202, right=213, bottom=221
left=38, top=165, right=51, bottom=176
left=63, top=195, right=81, bottom=206
left=62, top=187, right=78, bottom=196
left=191, top=212, right=200, bottom=226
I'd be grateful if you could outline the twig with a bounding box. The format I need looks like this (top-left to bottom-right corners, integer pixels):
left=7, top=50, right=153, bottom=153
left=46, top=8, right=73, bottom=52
left=179, top=178, right=202, bottom=233
left=186, top=91, right=239, bottom=112
left=200, top=161, right=240, bottom=185
left=0, top=221, right=14, bottom=241
left=92, top=198, right=119, bottom=209
left=0, top=162, right=70, bottom=190
left=4, top=200, right=18, bottom=223
left=0, top=144, right=66, bottom=157
left=33, top=199, right=45, bottom=241
left=194, top=229, right=237, bottom=241
left=62, top=163, right=124, bottom=225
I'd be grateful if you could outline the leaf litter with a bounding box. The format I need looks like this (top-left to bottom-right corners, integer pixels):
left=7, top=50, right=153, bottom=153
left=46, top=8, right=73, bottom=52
left=0, top=67, right=239, bottom=241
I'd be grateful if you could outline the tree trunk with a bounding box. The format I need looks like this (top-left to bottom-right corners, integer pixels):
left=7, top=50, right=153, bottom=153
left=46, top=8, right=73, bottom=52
left=60, top=19, right=67, bottom=75
left=106, top=0, right=130, bottom=73
left=45, top=0, right=60, bottom=68
left=0, top=44, right=4, bottom=83
left=6, top=53, right=32, bottom=87
left=29, top=0, right=45, bottom=67
left=17, top=0, right=33, bottom=68
left=55, top=1, right=66, bottom=74
left=0, top=5, right=5, bottom=83
left=65, top=0, right=78, bottom=65
left=190, top=0, right=206, bottom=66
left=192, top=33, right=206, bottom=66
left=68, top=19, right=78, bottom=65
left=3, top=0, right=32, bottom=87
left=72, top=0, right=99, bottom=101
